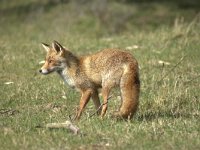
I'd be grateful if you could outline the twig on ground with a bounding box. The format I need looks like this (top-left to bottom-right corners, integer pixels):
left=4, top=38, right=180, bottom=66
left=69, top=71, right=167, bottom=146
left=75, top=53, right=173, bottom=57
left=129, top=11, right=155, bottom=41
left=88, top=95, right=113, bottom=119
left=0, top=109, right=19, bottom=116
left=45, top=120, right=80, bottom=135
left=68, top=95, right=113, bottom=122
left=183, top=74, right=200, bottom=84
left=158, top=55, right=186, bottom=83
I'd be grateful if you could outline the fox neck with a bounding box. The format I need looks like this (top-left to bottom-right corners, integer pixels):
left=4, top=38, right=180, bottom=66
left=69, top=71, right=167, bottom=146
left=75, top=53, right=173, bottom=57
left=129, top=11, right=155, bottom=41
left=57, top=53, right=80, bottom=88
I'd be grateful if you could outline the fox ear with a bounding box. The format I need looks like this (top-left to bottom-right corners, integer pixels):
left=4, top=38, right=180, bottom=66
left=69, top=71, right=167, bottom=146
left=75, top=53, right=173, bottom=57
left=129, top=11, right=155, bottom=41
left=52, top=40, right=63, bottom=53
left=42, top=43, right=50, bottom=52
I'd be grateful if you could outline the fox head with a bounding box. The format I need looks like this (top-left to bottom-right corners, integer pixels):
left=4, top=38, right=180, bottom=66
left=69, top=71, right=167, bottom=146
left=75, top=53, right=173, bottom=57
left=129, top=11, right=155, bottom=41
left=39, top=41, right=68, bottom=75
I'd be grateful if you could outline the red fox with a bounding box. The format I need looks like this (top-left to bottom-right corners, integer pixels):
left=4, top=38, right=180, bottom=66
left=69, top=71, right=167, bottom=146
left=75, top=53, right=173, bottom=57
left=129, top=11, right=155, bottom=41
left=39, top=41, right=140, bottom=120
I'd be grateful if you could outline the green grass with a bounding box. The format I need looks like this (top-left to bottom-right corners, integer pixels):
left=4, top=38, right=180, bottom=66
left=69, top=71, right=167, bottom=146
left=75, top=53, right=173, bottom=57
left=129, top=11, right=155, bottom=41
left=0, top=0, right=200, bottom=149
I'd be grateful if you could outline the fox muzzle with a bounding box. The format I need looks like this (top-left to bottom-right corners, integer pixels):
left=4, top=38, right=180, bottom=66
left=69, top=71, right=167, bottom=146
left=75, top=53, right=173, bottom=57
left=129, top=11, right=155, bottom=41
left=39, top=69, right=50, bottom=75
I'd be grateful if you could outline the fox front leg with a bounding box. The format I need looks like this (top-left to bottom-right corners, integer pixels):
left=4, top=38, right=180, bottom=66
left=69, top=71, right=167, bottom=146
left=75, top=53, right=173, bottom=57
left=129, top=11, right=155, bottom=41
left=91, top=90, right=101, bottom=115
left=74, top=89, right=92, bottom=120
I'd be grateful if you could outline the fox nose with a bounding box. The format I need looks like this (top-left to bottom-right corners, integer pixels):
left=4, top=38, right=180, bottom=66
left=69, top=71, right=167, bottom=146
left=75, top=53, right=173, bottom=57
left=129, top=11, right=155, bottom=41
left=39, top=69, right=42, bottom=73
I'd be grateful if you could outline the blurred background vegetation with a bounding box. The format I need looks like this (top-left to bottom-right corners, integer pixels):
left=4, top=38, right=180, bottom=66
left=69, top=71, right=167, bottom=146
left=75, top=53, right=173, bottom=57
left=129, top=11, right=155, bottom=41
left=0, top=0, right=199, bottom=38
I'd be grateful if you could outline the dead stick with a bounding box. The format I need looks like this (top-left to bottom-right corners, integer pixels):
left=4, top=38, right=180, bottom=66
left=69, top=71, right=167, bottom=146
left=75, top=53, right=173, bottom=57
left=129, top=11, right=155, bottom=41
left=88, top=95, right=113, bottom=119
left=68, top=95, right=113, bottom=122
left=158, top=55, right=186, bottom=83
left=46, top=120, right=80, bottom=134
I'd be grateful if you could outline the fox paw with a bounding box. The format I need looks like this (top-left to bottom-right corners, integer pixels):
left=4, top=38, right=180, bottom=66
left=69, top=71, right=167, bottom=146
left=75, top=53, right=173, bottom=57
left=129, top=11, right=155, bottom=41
left=111, top=112, right=124, bottom=120
left=111, top=111, right=133, bottom=120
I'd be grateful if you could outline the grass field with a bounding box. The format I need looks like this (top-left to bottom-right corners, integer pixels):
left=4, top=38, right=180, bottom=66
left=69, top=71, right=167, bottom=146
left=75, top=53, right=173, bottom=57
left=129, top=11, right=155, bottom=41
left=0, top=0, right=200, bottom=149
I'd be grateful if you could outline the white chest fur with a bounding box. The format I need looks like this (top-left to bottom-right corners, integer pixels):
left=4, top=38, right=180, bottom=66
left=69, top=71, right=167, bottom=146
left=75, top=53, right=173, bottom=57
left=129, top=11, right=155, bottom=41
left=58, top=69, right=75, bottom=88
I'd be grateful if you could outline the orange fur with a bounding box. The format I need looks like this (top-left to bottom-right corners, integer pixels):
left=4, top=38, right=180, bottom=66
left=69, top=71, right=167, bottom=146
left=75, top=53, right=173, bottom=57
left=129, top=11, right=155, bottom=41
left=40, top=41, right=140, bottom=120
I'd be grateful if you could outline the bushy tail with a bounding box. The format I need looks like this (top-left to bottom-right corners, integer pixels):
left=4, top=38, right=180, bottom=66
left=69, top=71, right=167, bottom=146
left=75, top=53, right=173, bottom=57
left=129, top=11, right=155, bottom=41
left=114, top=68, right=140, bottom=119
